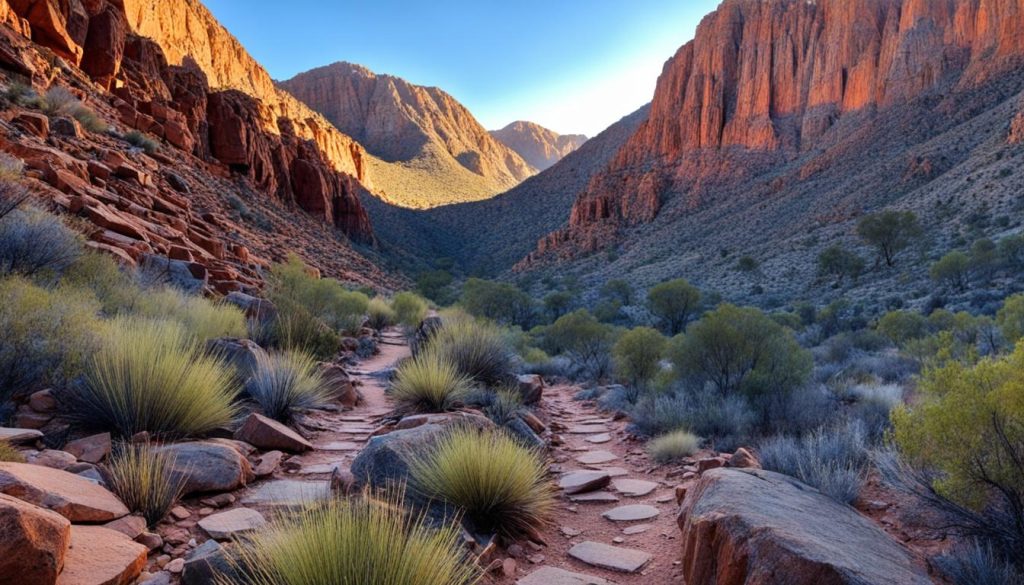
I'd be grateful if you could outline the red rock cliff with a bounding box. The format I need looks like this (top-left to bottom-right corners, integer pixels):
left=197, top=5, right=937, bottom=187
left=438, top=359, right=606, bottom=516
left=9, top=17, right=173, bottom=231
left=527, top=0, right=1024, bottom=262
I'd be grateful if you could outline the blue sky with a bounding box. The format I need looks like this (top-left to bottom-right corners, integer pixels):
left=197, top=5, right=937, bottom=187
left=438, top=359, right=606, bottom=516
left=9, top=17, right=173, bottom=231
left=203, top=0, right=717, bottom=137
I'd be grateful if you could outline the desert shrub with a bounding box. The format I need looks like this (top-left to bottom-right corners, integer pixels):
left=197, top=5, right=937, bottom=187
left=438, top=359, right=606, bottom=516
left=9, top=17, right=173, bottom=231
left=930, top=251, right=971, bottom=291
left=71, top=105, right=108, bottom=133
left=0, top=440, right=23, bottom=462
left=856, top=210, right=922, bottom=267
left=428, top=317, right=515, bottom=385
left=612, top=327, right=667, bottom=394
left=758, top=420, right=870, bottom=503
left=39, top=86, right=78, bottom=117
left=3, top=80, right=37, bottom=107
left=843, top=382, right=903, bottom=438
left=266, top=257, right=368, bottom=334
left=647, top=430, right=701, bottom=464
left=410, top=427, right=555, bottom=538
left=892, top=346, right=1024, bottom=552
left=124, top=130, right=159, bottom=153
left=269, top=306, right=342, bottom=360
left=817, top=244, right=865, bottom=285
left=415, top=270, right=454, bottom=304
left=0, top=207, right=83, bottom=279
left=970, top=238, right=999, bottom=284
left=246, top=350, right=330, bottom=423
left=391, top=292, right=428, bottom=329
left=999, top=235, right=1024, bottom=270
left=630, top=388, right=755, bottom=450
left=102, top=443, right=187, bottom=526
left=736, top=255, right=759, bottom=272
left=69, top=317, right=239, bottom=438
left=934, top=540, right=1024, bottom=585
left=876, top=310, right=928, bottom=346
left=535, top=309, right=615, bottom=380
left=601, top=279, right=633, bottom=305
left=483, top=388, right=523, bottom=425
left=647, top=278, right=701, bottom=335
left=0, top=277, right=100, bottom=401
left=389, top=350, right=470, bottom=413
left=670, top=304, right=812, bottom=398
left=63, top=251, right=140, bottom=314
left=997, top=294, right=1024, bottom=346
left=133, top=287, right=246, bottom=341
left=366, top=298, right=397, bottom=331
left=542, top=291, right=574, bottom=322
left=219, top=495, right=479, bottom=585
left=460, top=278, right=534, bottom=327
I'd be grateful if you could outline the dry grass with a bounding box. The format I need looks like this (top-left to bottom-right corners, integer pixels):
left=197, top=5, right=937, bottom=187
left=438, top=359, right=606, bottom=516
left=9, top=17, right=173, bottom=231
left=647, top=430, right=701, bottom=464
left=102, top=442, right=186, bottom=526
left=390, top=350, right=471, bottom=413
left=133, top=287, right=246, bottom=341
left=0, top=440, right=24, bottom=462
left=247, top=350, right=331, bottom=422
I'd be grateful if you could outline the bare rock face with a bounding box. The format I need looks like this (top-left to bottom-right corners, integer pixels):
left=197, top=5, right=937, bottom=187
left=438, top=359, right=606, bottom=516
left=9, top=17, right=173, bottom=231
left=677, top=468, right=930, bottom=585
left=490, top=121, right=587, bottom=171
left=56, top=525, right=147, bottom=585
left=279, top=62, right=537, bottom=207
left=0, top=462, right=129, bottom=522
left=0, top=493, right=71, bottom=585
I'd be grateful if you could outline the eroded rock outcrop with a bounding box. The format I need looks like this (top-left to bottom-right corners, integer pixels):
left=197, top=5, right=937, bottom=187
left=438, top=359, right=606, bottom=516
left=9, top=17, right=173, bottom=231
left=490, top=121, right=586, bottom=172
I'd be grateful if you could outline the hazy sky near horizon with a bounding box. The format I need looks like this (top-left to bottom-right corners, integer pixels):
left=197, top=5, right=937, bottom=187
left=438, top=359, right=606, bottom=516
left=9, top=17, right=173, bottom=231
left=203, top=0, right=717, bottom=137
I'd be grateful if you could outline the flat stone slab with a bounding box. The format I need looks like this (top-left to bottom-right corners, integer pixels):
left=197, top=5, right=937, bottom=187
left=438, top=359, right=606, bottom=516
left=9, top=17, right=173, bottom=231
left=576, top=451, right=618, bottom=465
left=596, top=467, right=629, bottom=477
left=585, top=433, right=612, bottom=444
left=0, top=463, right=129, bottom=522
left=568, top=425, right=610, bottom=434
left=241, top=480, right=330, bottom=506
left=612, top=478, right=659, bottom=497
left=602, top=504, right=660, bottom=522
left=198, top=508, right=266, bottom=540
left=317, top=441, right=362, bottom=451
left=569, top=491, right=620, bottom=503
left=559, top=471, right=611, bottom=495
left=517, top=566, right=613, bottom=585
left=0, top=427, right=43, bottom=444
left=57, top=525, right=147, bottom=585
left=298, top=463, right=341, bottom=475
left=622, top=523, right=652, bottom=535
left=568, top=541, right=652, bottom=573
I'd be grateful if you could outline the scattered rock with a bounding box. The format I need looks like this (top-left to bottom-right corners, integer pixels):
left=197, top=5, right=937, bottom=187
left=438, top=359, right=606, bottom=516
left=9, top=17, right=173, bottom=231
left=0, top=493, right=71, bottom=585
left=206, top=338, right=267, bottom=381
left=575, top=450, right=618, bottom=465
left=64, top=433, right=112, bottom=464
left=198, top=507, right=266, bottom=540
left=696, top=457, right=726, bottom=473
left=728, top=447, right=761, bottom=469
left=567, top=424, right=608, bottom=434
left=0, top=462, right=129, bottom=522
left=28, top=390, right=58, bottom=414
left=329, top=467, right=356, bottom=496
left=26, top=449, right=77, bottom=469
left=252, top=450, right=283, bottom=477
left=199, top=494, right=235, bottom=509
left=568, top=541, right=652, bottom=573
left=153, top=442, right=252, bottom=496
left=517, top=374, right=544, bottom=405
left=602, top=504, right=660, bottom=522
left=622, top=523, right=652, bottom=535
left=181, top=540, right=237, bottom=585
left=558, top=470, right=611, bottom=495
left=584, top=433, right=611, bottom=444
left=611, top=478, right=659, bottom=497
left=516, top=566, right=612, bottom=585
left=56, top=525, right=147, bottom=585
left=318, top=362, right=358, bottom=408
left=569, top=491, right=620, bottom=504
left=104, top=515, right=147, bottom=539
left=234, top=413, right=312, bottom=453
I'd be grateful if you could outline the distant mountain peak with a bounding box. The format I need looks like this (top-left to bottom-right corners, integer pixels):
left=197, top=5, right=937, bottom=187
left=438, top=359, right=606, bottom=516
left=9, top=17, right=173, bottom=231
left=491, top=121, right=587, bottom=171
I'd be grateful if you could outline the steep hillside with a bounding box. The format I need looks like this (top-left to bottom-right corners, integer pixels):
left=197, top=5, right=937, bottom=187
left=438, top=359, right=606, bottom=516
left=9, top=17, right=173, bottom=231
left=365, top=105, right=648, bottom=275
left=280, top=62, right=536, bottom=208
left=520, top=0, right=1024, bottom=306
left=490, top=121, right=587, bottom=171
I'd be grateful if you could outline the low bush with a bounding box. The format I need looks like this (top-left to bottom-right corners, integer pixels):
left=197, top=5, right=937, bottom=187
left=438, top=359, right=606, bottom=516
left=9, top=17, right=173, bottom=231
left=366, top=298, right=397, bottom=331
left=460, top=277, right=535, bottom=327
left=0, top=207, right=84, bottom=279
left=390, top=351, right=471, bottom=413
left=647, top=278, right=701, bottom=335
left=39, top=86, right=78, bottom=117
left=758, top=420, right=870, bottom=503
left=0, top=440, right=23, bottom=462
left=220, top=494, right=479, bottom=585
left=246, top=350, right=330, bottom=423
left=3, top=80, right=37, bottom=107
left=270, top=306, right=343, bottom=360
left=392, top=292, right=428, bottom=329
left=647, top=430, right=701, bottom=464
left=133, top=287, right=246, bottom=341
left=63, top=251, right=140, bottom=314
left=876, top=310, right=928, bottom=346
left=428, top=317, right=515, bottom=385
left=630, top=388, right=755, bottom=450
left=0, top=277, right=100, bottom=402
left=935, top=540, right=1024, bottom=585
left=997, top=294, right=1024, bottom=346
left=410, top=427, right=555, bottom=538
left=69, top=317, right=239, bottom=438
left=71, top=105, right=108, bottom=133
left=124, top=130, right=159, bottom=153
left=102, top=443, right=187, bottom=526
left=265, top=257, right=368, bottom=334
left=535, top=310, right=616, bottom=381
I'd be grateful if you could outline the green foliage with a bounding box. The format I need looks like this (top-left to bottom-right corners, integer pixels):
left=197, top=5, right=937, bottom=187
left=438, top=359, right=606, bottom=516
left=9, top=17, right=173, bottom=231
left=218, top=494, right=479, bottom=585
left=484, top=388, right=524, bottom=425
left=415, top=270, right=454, bottom=304
left=0, top=206, right=84, bottom=279
left=70, top=317, right=240, bottom=438
left=391, top=292, right=429, bottom=329
left=460, top=278, right=534, bottom=327
left=930, top=251, right=971, bottom=291
left=601, top=279, right=633, bottom=305
left=736, top=255, right=759, bottom=272
left=0, top=277, right=100, bottom=401
left=124, top=130, right=159, bottom=154
left=997, top=294, right=1024, bottom=346
left=542, top=291, right=574, bottom=321
left=647, top=278, right=701, bottom=335
left=877, top=310, right=928, bottom=346
left=70, top=105, right=108, bottom=133
left=247, top=350, right=330, bottom=423
left=267, top=257, right=368, bottom=334
left=269, top=307, right=342, bottom=360
left=670, top=304, right=811, bottom=397
left=998, top=235, right=1024, bottom=269
left=427, top=317, right=515, bottom=385
left=969, top=238, right=998, bottom=283
left=410, top=427, right=555, bottom=538
left=817, top=244, right=865, bottom=285
left=366, top=298, right=397, bottom=331
left=647, top=430, right=701, bottom=463
left=613, top=327, right=667, bottom=390
left=0, top=440, right=23, bottom=462
left=390, top=350, right=471, bottom=413
left=133, top=287, right=246, bottom=341
left=63, top=251, right=140, bottom=314
left=536, top=309, right=615, bottom=371
left=856, top=210, right=923, bottom=267
left=3, top=80, right=37, bottom=107
left=102, top=443, right=187, bottom=526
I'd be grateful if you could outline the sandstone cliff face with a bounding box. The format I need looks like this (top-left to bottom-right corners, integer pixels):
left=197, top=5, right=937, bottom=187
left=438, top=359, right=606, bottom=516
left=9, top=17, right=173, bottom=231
left=280, top=62, right=537, bottom=208
left=490, top=121, right=587, bottom=171
left=526, top=0, right=1024, bottom=263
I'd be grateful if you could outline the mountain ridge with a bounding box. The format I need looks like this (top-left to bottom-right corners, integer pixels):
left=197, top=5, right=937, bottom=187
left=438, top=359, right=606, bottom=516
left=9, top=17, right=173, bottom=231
left=490, top=120, right=587, bottom=171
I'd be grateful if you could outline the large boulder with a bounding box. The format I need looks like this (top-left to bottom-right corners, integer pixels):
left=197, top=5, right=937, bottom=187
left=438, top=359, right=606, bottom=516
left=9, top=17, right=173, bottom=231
left=517, top=374, right=544, bottom=405
left=153, top=442, right=252, bottom=496
left=0, top=463, right=128, bottom=522
left=677, top=468, right=931, bottom=585
left=0, top=493, right=71, bottom=585
left=56, top=525, right=147, bottom=585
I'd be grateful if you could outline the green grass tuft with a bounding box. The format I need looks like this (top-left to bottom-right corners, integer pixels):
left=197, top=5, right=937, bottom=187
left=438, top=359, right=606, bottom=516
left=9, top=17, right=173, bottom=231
left=366, top=297, right=397, bottom=331
left=246, top=350, right=331, bottom=422
left=427, top=317, right=514, bottom=386
left=390, top=350, right=471, bottom=414
left=218, top=494, right=479, bottom=585
left=102, top=442, right=186, bottom=526
left=647, top=430, right=701, bottom=464
left=133, top=287, right=246, bottom=341
left=410, top=427, right=555, bottom=538
left=70, top=317, right=240, bottom=438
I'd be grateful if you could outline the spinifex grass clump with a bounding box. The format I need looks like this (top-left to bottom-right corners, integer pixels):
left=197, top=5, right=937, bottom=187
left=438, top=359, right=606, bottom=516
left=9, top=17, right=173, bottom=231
left=647, top=430, right=701, bottom=464
left=247, top=350, right=331, bottom=423
left=427, top=317, right=514, bottom=386
left=102, top=442, right=187, bottom=526
left=71, top=317, right=240, bottom=438
left=218, top=494, right=479, bottom=585
left=134, top=287, right=246, bottom=341
left=410, top=427, right=555, bottom=538
left=0, top=440, right=23, bottom=462
left=366, top=297, right=397, bottom=331
left=390, top=350, right=471, bottom=413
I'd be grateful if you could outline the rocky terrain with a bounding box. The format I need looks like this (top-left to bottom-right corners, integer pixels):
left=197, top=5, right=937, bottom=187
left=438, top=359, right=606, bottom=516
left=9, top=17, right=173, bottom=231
left=280, top=62, right=536, bottom=208
left=490, top=121, right=586, bottom=172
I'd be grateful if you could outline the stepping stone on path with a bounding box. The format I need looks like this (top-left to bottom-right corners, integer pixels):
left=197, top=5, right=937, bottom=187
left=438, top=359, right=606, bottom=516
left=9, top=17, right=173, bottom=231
left=317, top=441, right=362, bottom=451
left=576, top=451, right=618, bottom=465
left=596, top=467, right=629, bottom=477
left=568, top=425, right=609, bottom=434
left=568, top=541, right=652, bottom=573
left=516, top=566, right=613, bottom=585
left=602, top=504, right=660, bottom=522
left=241, top=480, right=330, bottom=506
left=612, top=478, right=659, bottom=497
left=569, top=491, right=620, bottom=504
left=298, top=463, right=341, bottom=475
left=623, top=523, right=653, bottom=535
left=198, top=508, right=266, bottom=540
left=559, top=471, right=611, bottom=495
left=585, top=433, right=612, bottom=444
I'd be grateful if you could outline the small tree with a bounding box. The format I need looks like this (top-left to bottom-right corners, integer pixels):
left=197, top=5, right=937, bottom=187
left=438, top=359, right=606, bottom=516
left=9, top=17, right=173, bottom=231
left=877, top=310, right=928, bottom=346
left=930, top=251, right=971, bottom=292
left=998, top=235, right=1024, bottom=270
left=460, top=278, right=534, bottom=328
left=543, top=291, right=574, bottom=322
left=601, top=279, right=633, bottom=305
left=856, top=210, right=923, bottom=267
left=538, top=309, right=615, bottom=379
left=647, top=278, right=701, bottom=335
left=736, top=256, right=759, bottom=273
left=392, top=292, right=429, bottom=329
left=997, top=294, right=1024, bottom=346
left=415, top=270, right=454, bottom=304
left=969, top=238, right=998, bottom=284
left=817, top=244, right=865, bottom=285
left=612, top=327, right=667, bottom=396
